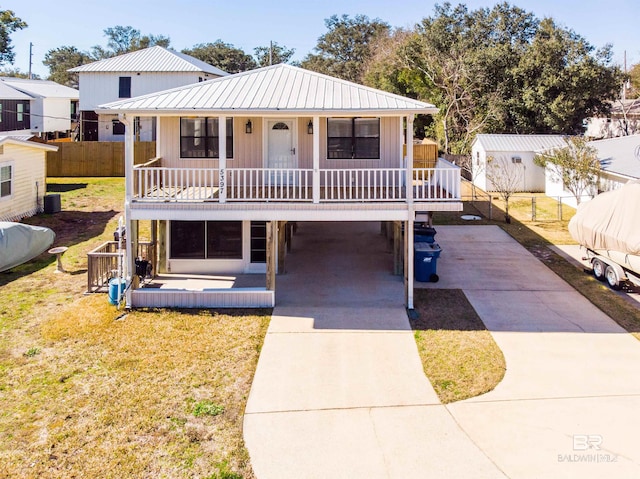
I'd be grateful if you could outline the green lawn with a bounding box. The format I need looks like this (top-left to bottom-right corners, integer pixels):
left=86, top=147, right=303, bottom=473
left=0, top=178, right=270, bottom=479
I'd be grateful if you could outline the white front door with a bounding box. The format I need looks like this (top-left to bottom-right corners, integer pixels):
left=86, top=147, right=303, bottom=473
left=266, top=120, right=297, bottom=184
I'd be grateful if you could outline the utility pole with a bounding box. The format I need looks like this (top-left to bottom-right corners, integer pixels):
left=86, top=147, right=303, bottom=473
left=269, top=40, right=273, bottom=66
left=28, top=42, right=33, bottom=79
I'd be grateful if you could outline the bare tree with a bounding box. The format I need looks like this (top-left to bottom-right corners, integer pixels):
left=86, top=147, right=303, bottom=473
left=534, top=137, right=600, bottom=205
left=457, top=153, right=486, bottom=200
left=486, top=155, right=524, bottom=223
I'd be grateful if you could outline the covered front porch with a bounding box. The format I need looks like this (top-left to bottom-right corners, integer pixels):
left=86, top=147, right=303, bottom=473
left=132, top=158, right=461, bottom=205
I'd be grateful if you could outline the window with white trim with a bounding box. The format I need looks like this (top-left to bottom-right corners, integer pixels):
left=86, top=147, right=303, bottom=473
left=327, top=117, right=380, bottom=159
left=170, top=221, right=242, bottom=259
left=0, top=164, right=12, bottom=198
left=180, top=117, right=233, bottom=159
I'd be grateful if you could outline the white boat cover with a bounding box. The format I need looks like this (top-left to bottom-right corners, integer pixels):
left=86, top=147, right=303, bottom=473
left=0, top=222, right=56, bottom=272
left=568, top=181, right=640, bottom=255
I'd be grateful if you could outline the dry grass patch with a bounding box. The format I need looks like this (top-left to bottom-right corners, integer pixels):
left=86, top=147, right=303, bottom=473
left=410, top=289, right=506, bottom=403
left=0, top=294, right=270, bottom=479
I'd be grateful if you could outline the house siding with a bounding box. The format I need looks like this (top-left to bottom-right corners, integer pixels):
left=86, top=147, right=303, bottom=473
left=156, top=115, right=401, bottom=170
left=79, top=72, right=215, bottom=111
left=0, top=144, right=46, bottom=221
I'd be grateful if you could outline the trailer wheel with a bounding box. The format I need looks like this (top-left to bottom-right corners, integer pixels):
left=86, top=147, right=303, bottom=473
left=592, top=259, right=606, bottom=281
left=605, top=265, right=622, bottom=290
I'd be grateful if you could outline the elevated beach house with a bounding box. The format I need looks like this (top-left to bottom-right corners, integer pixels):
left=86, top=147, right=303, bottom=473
left=99, top=64, right=461, bottom=309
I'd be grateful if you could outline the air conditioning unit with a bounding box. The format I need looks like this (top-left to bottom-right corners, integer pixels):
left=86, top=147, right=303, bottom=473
left=511, top=156, right=522, bottom=164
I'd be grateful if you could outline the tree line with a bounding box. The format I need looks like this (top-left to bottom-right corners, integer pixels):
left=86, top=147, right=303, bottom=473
left=0, top=3, right=638, bottom=155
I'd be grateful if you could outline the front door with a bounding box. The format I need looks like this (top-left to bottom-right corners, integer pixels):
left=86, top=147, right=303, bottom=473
left=266, top=120, right=297, bottom=185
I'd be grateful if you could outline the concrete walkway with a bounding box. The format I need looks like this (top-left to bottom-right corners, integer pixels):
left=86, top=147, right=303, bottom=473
left=244, top=222, right=504, bottom=478
left=244, top=223, right=640, bottom=478
left=421, top=226, right=640, bottom=478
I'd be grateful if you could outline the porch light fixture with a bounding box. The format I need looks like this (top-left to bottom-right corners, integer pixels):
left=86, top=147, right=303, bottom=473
left=245, top=119, right=253, bottom=134
left=307, top=120, right=313, bottom=134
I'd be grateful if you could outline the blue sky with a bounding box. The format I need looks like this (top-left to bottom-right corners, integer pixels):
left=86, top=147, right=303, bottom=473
left=4, top=0, right=639, bottom=78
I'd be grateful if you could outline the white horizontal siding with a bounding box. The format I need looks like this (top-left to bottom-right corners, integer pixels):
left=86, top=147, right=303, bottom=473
left=0, top=144, right=46, bottom=221
left=80, top=72, right=209, bottom=111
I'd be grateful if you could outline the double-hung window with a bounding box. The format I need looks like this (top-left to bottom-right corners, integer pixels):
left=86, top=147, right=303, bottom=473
left=180, top=117, right=233, bottom=159
left=327, top=118, right=380, bottom=159
left=0, top=164, right=12, bottom=198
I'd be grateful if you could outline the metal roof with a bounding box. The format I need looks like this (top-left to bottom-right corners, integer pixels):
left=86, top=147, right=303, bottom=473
left=69, top=46, right=228, bottom=76
left=0, top=135, right=58, bottom=151
left=472, top=134, right=567, bottom=152
left=0, top=80, right=33, bottom=100
left=99, top=64, right=438, bottom=115
left=589, top=135, right=640, bottom=179
left=0, top=78, right=78, bottom=99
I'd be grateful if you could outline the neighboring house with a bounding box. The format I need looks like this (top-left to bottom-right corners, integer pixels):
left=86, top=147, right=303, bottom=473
left=584, top=99, right=640, bottom=139
left=69, top=46, right=228, bottom=142
left=100, top=64, right=462, bottom=309
left=544, top=134, right=640, bottom=208
left=471, top=134, right=567, bottom=192
left=0, top=78, right=79, bottom=140
left=0, top=82, right=32, bottom=134
left=0, top=135, right=58, bottom=221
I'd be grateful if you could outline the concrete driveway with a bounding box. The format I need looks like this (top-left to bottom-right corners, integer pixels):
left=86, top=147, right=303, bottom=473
left=243, top=222, right=503, bottom=478
left=244, top=223, right=640, bottom=478
left=421, top=226, right=640, bottom=478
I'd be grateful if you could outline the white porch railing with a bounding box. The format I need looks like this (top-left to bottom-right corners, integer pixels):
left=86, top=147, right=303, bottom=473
left=133, top=165, right=461, bottom=203
left=414, top=163, right=461, bottom=201
left=321, top=168, right=405, bottom=201
left=228, top=168, right=313, bottom=201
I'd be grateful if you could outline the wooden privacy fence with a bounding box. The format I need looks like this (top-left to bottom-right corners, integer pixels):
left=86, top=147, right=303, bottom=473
left=404, top=143, right=439, bottom=169
left=47, top=141, right=156, bottom=177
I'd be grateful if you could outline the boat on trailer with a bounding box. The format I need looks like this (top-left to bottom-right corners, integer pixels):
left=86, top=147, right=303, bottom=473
left=0, top=222, right=56, bottom=272
left=568, top=182, right=640, bottom=290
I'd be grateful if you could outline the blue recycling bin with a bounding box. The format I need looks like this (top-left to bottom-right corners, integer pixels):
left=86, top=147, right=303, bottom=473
left=414, top=242, right=441, bottom=282
left=414, top=225, right=437, bottom=243
left=108, top=278, right=127, bottom=305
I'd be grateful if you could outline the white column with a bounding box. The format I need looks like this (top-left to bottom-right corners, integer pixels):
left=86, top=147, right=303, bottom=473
left=406, top=115, right=414, bottom=206
left=312, top=116, right=320, bottom=203
left=218, top=116, right=227, bottom=203
left=407, top=217, right=414, bottom=309
left=155, top=115, right=161, bottom=145
left=399, top=116, right=404, bottom=169
left=121, top=113, right=134, bottom=306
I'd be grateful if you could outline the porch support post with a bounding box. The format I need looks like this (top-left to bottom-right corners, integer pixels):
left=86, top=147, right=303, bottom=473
left=277, top=221, right=287, bottom=274
left=130, top=220, right=140, bottom=290
left=157, top=220, right=167, bottom=273
left=121, top=113, right=135, bottom=306
left=266, top=221, right=276, bottom=292
left=218, top=116, right=227, bottom=203
left=406, top=115, right=414, bottom=206
left=393, top=221, right=403, bottom=276
left=405, top=218, right=415, bottom=309
left=312, top=115, right=320, bottom=204
left=399, top=117, right=404, bottom=169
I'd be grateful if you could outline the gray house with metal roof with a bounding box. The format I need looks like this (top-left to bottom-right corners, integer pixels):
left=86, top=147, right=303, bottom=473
left=69, top=46, right=227, bottom=141
left=544, top=135, right=640, bottom=207
left=99, top=64, right=462, bottom=309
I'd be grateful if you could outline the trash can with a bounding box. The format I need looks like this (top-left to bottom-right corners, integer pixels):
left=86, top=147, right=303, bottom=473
left=414, top=224, right=437, bottom=243
left=414, top=242, right=441, bottom=282
left=108, top=278, right=127, bottom=305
